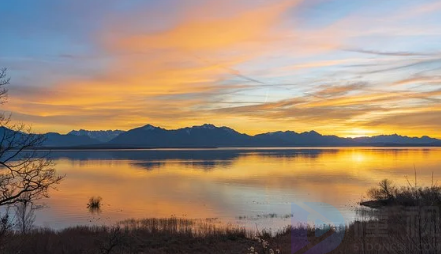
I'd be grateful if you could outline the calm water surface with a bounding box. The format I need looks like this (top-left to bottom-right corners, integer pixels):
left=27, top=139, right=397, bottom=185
left=33, top=148, right=441, bottom=230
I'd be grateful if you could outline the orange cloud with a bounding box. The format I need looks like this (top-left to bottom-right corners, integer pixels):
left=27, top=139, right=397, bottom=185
left=6, top=0, right=305, bottom=132
left=108, top=0, right=300, bottom=52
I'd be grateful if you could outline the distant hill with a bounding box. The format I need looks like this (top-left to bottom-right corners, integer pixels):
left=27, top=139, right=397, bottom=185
left=353, top=134, right=441, bottom=146
left=44, top=132, right=100, bottom=147
left=0, top=127, right=101, bottom=147
left=253, top=131, right=355, bottom=146
left=1, top=124, right=440, bottom=148
left=68, top=129, right=125, bottom=143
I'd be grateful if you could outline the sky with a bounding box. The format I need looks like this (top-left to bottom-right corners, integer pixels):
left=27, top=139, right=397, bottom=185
left=1, top=0, right=441, bottom=138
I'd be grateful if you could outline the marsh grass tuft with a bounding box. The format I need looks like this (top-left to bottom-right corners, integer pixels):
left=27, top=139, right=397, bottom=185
left=87, top=196, right=102, bottom=214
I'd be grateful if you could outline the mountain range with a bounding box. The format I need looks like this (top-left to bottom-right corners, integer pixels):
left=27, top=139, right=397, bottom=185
left=32, top=124, right=441, bottom=148
left=68, top=129, right=125, bottom=143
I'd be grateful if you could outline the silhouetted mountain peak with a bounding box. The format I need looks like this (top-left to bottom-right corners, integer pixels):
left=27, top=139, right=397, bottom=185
left=263, top=130, right=296, bottom=135
left=219, top=126, right=239, bottom=133
left=186, top=124, right=239, bottom=133
left=68, top=129, right=125, bottom=143
left=302, top=130, right=321, bottom=136
left=140, top=124, right=161, bottom=131
left=192, top=124, right=217, bottom=129
left=69, top=129, right=124, bottom=134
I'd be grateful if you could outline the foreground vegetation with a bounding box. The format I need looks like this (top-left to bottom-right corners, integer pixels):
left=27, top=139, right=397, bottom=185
left=361, top=177, right=441, bottom=208
left=0, top=213, right=439, bottom=253
left=0, top=218, right=256, bottom=254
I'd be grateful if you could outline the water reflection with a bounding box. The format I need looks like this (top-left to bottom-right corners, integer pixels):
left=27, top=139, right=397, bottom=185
left=33, top=148, right=441, bottom=230
left=45, top=148, right=342, bottom=171
left=131, top=161, right=165, bottom=171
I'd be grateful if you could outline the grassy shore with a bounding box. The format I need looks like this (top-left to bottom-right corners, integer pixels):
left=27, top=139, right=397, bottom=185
left=1, top=214, right=440, bottom=254
left=1, top=218, right=256, bottom=254
left=2, top=179, right=441, bottom=253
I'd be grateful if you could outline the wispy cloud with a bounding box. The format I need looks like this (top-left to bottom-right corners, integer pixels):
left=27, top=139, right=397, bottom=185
left=345, top=48, right=435, bottom=57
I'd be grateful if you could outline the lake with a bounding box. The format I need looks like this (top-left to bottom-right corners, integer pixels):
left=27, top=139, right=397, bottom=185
left=31, top=147, right=441, bottom=231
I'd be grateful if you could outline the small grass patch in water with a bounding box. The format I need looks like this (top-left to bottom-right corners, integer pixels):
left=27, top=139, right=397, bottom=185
left=87, top=196, right=102, bottom=214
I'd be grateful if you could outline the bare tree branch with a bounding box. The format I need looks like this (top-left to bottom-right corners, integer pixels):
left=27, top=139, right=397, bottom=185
left=0, top=68, right=63, bottom=207
left=0, top=68, right=10, bottom=104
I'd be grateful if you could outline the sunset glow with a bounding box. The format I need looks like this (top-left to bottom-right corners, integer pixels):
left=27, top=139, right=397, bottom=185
left=1, top=0, right=441, bottom=137
left=40, top=148, right=441, bottom=228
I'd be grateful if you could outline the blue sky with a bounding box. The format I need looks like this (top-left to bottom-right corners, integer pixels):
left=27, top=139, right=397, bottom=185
left=1, top=0, right=441, bottom=137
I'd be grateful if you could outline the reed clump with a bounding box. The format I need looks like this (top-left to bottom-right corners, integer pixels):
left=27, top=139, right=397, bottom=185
left=361, top=177, right=441, bottom=208
left=87, top=196, right=102, bottom=209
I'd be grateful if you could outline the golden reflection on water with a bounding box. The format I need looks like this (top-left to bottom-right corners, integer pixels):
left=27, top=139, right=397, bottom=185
left=36, top=148, right=441, bottom=229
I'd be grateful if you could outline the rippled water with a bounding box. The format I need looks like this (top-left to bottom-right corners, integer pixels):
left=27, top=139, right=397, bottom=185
left=29, top=147, right=441, bottom=230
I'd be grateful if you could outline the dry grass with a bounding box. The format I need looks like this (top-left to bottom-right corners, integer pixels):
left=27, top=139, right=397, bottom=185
left=0, top=218, right=254, bottom=254
left=1, top=214, right=441, bottom=253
